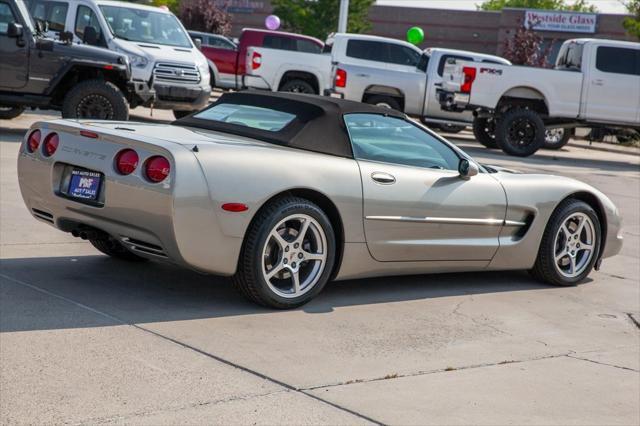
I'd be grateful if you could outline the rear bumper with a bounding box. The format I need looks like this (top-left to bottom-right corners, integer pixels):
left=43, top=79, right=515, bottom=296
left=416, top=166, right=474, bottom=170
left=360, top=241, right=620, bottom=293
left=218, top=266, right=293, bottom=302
left=17, top=122, right=241, bottom=275
left=437, top=89, right=471, bottom=113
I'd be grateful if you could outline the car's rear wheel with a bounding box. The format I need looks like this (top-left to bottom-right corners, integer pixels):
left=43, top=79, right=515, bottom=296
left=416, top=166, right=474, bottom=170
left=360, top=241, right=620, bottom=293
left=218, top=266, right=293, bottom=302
left=365, top=95, right=402, bottom=111
left=530, top=199, right=601, bottom=286
left=63, top=79, right=129, bottom=121
left=496, top=108, right=545, bottom=157
left=90, top=237, right=148, bottom=262
left=233, top=196, right=335, bottom=309
left=0, top=105, right=25, bottom=119
left=472, top=117, right=498, bottom=149
left=280, top=79, right=315, bottom=94
left=543, top=128, right=571, bottom=150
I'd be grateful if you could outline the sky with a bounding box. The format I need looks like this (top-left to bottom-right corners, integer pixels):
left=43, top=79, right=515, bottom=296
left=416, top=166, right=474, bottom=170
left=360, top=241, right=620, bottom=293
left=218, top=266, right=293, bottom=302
left=375, top=0, right=630, bottom=14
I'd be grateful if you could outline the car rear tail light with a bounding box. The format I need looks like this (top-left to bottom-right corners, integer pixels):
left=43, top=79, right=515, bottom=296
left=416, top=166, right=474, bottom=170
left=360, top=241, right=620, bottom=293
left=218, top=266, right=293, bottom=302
left=27, top=130, right=41, bottom=153
left=251, top=51, right=262, bottom=70
left=115, top=149, right=139, bottom=175
left=461, top=66, right=477, bottom=94
left=335, top=68, right=347, bottom=88
left=145, top=156, right=170, bottom=183
left=43, top=133, right=59, bottom=157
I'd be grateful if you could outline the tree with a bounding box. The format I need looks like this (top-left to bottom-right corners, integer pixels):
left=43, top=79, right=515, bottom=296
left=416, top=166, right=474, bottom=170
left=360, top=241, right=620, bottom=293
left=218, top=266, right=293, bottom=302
left=502, top=21, right=553, bottom=66
left=272, top=0, right=375, bottom=40
left=152, top=0, right=180, bottom=14
left=479, top=0, right=597, bottom=12
left=178, top=0, right=232, bottom=35
left=622, top=0, right=640, bottom=40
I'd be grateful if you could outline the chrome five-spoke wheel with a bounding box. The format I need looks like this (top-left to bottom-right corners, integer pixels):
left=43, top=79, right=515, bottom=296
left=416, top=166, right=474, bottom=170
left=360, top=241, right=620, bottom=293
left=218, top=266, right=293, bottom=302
left=262, top=214, right=328, bottom=298
left=553, top=212, right=596, bottom=278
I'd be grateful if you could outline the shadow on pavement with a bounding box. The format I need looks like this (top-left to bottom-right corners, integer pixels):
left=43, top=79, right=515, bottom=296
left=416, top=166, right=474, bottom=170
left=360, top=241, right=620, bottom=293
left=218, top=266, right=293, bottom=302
left=0, top=254, right=561, bottom=333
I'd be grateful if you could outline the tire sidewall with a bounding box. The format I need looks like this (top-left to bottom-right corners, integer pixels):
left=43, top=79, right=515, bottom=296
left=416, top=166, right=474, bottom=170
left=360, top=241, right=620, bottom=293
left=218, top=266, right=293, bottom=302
left=63, top=80, right=129, bottom=121
left=249, top=199, right=336, bottom=308
left=473, top=117, right=498, bottom=148
left=541, top=201, right=601, bottom=285
left=281, top=79, right=315, bottom=94
left=366, top=95, right=401, bottom=111
left=0, top=106, right=25, bottom=120
left=496, top=108, right=545, bottom=157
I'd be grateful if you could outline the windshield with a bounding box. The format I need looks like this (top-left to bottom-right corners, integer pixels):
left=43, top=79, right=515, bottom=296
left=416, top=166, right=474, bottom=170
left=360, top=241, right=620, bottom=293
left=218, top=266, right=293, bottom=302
left=99, top=5, right=192, bottom=48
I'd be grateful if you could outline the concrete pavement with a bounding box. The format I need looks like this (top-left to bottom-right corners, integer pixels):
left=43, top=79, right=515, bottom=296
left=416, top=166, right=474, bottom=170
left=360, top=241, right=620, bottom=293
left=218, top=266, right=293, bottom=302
left=1, top=111, right=638, bottom=425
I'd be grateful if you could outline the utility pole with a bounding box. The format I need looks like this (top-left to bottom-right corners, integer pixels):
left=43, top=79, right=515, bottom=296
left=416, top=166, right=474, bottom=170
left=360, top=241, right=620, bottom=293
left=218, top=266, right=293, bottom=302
left=338, top=0, right=349, bottom=33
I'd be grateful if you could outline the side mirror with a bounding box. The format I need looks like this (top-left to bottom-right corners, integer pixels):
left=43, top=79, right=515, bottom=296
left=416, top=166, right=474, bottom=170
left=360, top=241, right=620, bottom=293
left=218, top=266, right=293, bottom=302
left=83, top=26, right=98, bottom=45
left=194, top=38, right=202, bottom=50
left=458, top=158, right=479, bottom=179
left=7, top=22, right=23, bottom=38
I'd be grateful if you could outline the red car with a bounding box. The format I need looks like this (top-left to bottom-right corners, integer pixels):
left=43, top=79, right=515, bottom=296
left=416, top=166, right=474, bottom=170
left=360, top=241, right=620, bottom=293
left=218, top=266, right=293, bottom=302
left=189, top=28, right=323, bottom=90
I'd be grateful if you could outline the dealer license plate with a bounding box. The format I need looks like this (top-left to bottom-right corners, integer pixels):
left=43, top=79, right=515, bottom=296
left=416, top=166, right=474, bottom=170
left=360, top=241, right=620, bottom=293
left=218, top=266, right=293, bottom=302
left=68, top=169, right=102, bottom=200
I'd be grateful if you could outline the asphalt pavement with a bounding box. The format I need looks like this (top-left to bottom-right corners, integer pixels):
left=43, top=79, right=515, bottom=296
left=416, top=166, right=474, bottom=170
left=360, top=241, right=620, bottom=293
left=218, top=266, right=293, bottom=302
left=1, top=108, right=639, bottom=425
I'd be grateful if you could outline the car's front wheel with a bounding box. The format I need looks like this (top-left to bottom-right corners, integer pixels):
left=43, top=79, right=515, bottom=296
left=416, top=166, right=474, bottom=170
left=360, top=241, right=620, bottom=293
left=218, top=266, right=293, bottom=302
left=530, top=199, right=601, bottom=286
left=233, top=196, right=336, bottom=309
left=472, top=117, right=498, bottom=149
left=62, top=79, right=129, bottom=121
left=0, top=105, right=25, bottom=120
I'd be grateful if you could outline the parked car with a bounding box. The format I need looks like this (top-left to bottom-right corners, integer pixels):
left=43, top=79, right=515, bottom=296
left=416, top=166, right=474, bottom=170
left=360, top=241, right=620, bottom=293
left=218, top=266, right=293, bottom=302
left=244, top=33, right=510, bottom=133
left=196, top=27, right=323, bottom=91
left=18, top=91, right=622, bottom=308
left=28, top=0, right=211, bottom=119
left=439, top=38, right=640, bottom=156
left=1, top=0, right=132, bottom=120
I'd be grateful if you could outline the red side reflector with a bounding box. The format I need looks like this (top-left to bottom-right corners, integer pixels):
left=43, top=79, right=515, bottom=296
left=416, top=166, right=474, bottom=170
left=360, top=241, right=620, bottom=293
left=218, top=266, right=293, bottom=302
left=27, top=129, right=41, bottom=153
left=80, top=130, right=99, bottom=139
left=103, top=65, right=114, bottom=70
left=222, top=203, right=248, bottom=212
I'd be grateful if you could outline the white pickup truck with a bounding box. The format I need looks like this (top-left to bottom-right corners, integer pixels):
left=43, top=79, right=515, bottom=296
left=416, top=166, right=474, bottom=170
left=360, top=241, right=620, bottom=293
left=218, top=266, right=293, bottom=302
left=244, top=33, right=510, bottom=132
left=439, top=38, right=640, bottom=156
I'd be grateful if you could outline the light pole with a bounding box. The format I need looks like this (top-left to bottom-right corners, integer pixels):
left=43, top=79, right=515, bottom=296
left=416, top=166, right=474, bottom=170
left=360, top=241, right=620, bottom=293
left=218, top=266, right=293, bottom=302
left=338, top=0, right=349, bottom=33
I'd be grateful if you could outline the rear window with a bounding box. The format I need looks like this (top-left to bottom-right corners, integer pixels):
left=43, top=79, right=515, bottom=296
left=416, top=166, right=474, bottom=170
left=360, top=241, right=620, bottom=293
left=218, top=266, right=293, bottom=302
left=193, top=103, right=296, bottom=132
left=555, top=42, right=584, bottom=71
left=595, top=46, right=640, bottom=76
left=438, top=55, right=473, bottom=76
left=263, top=34, right=321, bottom=53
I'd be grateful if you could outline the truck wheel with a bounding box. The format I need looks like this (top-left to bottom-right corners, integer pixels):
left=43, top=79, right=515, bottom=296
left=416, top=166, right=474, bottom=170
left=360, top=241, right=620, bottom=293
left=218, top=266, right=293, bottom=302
left=615, top=129, right=640, bottom=144
left=62, top=79, right=129, bottom=121
left=496, top=108, right=545, bottom=157
left=437, top=123, right=466, bottom=133
left=280, top=79, right=315, bottom=94
left=0, top=106, right=25, bottom=120
left=543, top=128, right=572, bottom=150
left=365, top=95, right=401, bottom=111
left=472, top=117, right=498, bottom=149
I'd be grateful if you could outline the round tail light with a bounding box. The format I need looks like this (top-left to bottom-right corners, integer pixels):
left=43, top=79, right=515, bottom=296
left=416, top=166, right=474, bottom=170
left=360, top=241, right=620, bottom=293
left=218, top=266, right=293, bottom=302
left=145, top=156, right=170, bottom=183
left=27, top=130, right=41, bottom=153
left=115, top=149, right=139, bottom=175
left=43, top=133, right=59, bottom=157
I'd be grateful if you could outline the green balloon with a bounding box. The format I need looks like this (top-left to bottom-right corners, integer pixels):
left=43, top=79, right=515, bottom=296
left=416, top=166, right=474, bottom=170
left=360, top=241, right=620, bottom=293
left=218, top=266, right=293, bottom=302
left=407, top=26, right=424, bottom=45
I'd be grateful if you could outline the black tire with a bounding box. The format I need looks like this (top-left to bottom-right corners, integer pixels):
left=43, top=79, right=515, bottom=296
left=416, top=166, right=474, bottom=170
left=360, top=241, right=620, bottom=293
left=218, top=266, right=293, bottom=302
left=90, top=237, right=148, bottom=262
left=530, top=199, right=601, bottom=286
left=365, top=95, right=402, bottom=111
left=62, top=79, right=129, bottom=121
left=280, top=79, right=316, bottom=94
left=496, top=108, right=545, bottom=157
left=0, top=105, right=25, bottom=120
left=173, top=110, right=192, bottom=120
left=437, top=123, right=466, bottom=133
left=472, top=117, right=498, bottom=149
left=615, top=129, right=640, bottom=144
left=233, top=196, right=336, bottom=309
left=543, top=128, right=572, bottom=150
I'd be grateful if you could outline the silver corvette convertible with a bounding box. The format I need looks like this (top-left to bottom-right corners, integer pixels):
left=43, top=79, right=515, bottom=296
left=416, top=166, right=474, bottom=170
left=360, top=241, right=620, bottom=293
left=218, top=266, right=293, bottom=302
left=18, top=92, right=623, bottom=308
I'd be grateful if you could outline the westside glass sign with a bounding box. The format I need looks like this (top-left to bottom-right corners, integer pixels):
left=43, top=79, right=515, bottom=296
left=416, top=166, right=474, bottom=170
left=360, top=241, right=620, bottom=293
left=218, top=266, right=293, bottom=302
left=524, top=10, right=597, bottom=33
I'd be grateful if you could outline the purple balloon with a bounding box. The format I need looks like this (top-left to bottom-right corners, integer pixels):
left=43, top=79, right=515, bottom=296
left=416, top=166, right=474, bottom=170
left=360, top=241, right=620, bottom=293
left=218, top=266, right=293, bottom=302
left=265, top=15, right=280, bottom=31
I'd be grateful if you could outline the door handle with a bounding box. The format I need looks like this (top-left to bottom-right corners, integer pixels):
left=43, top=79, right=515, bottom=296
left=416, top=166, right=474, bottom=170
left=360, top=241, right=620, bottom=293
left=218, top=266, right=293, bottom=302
left=592, top=79, right=604, bottom=86
left=371, top=172, right=396, bottom=184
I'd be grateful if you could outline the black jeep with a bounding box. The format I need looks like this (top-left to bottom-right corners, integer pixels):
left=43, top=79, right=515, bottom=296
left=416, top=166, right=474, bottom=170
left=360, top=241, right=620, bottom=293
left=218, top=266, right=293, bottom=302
left=0, top=0, right=132, bottom=120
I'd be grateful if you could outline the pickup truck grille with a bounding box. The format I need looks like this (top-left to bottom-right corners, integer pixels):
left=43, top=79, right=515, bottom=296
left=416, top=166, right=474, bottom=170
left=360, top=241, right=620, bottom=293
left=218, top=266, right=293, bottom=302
left=153, top=62, right=200, bottom=84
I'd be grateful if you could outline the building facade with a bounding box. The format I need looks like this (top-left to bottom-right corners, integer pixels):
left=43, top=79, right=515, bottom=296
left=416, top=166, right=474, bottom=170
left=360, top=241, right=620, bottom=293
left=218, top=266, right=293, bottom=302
left=221, top=0, right=635, bottom=62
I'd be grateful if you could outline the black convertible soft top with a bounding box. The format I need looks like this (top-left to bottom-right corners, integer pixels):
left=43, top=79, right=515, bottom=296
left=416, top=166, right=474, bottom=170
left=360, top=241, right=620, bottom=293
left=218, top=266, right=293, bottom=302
left=174, top=91, right=406, bottom=158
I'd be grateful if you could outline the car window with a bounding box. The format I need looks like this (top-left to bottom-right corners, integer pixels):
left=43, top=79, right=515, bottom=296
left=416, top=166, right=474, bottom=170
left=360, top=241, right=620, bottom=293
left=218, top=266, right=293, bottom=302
left=555, top=42, right=583, bottom=71
left=346, top=39, right=388, bottom=62
left=596, top=46, right=640, bottom=76
left=438, top=55, right=473, bottom=76
left=0, top=2, right=15, bottom=34
left=30, top=0, right=67, bottom=32
left=194, top=103, right=296, bottom=132
left=209, top=36, right=235, bottom=50
left=75, top=5, right=103, bottom=44
left=263, top=34, right=296, bottom=51
left=416, top=52, right=430, bottom=72
left=344, top=114, right=460, bottom=170
left=297, top=39, right=321, bottom=53
left=388, top=44, right=420, bottom=66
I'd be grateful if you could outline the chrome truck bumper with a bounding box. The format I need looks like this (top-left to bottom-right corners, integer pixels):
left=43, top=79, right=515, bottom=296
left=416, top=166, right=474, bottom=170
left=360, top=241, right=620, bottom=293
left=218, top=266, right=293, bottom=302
left=17, top=121, right=242, bottom=276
